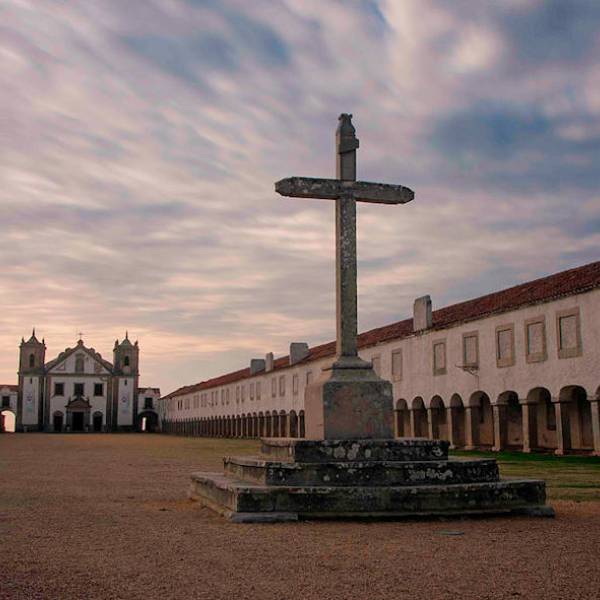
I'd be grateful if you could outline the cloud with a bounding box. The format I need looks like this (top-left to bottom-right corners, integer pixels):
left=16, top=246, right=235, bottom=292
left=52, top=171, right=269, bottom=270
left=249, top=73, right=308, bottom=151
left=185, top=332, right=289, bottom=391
left=0, top=0, right=598, bottom=393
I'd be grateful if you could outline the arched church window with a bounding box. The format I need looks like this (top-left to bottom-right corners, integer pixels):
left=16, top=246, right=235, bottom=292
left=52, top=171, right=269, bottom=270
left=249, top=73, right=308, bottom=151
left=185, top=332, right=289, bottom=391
left=29, top=353, right=35, bottom=368
left=75, top=355, right=84, bottom=373
left=124, top=356, right=130, bottom=367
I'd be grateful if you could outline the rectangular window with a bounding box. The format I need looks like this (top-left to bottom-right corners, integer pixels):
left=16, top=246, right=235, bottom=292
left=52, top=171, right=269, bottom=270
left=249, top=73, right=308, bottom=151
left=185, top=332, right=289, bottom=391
left=462, top=332, right=479, bottom=368
left=556, top=308, right=582, bottom=359
left=74, top=383, right=84, bottom=396
left=54, top=382, right=64, bottom=396
left=306, top=371, right=313, bottom=386
left=496, top=324, right=515, bottom=368
left=433, top=341, right=446, bottom=376
left=279, top=376, right=286, bottom=396
left=271, top=378, right=277, bottom=398
left=2, top=396, right=10, bottom=408
left=144, top=397, right=153, bottom=409
left=241, top=385, right=246, bottom=402
left=194, top=394, right=199, bottom=409
left=236, top=386, right=240, bottom=403
left=250, top=382, right=255, bottom=400
left=371, top=355, right=381, bottom=376
left=525, top=317, right=546, bottom=363
left=94, top=383, right=103, bottom=397
left=256, top=382, right=261, bottom=400
left=220, top=390, right=225, bottom=405
left=292, top=374, right=299, bottom=395
left=391, top=349, right=402, bottom=381
left=226, top=388, right=230, bottom=405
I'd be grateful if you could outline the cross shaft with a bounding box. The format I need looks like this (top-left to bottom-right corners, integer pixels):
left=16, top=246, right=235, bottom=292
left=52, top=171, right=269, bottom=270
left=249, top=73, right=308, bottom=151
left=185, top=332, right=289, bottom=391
left=275, top=114, right=414, bottom=367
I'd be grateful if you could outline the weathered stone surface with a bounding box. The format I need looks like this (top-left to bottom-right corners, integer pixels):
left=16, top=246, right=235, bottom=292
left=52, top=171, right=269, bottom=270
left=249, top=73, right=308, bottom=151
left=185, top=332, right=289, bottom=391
left=224, top=456, right=500, bottom=487
left=274, top=177, right=415, bottom=205
left=304, top=368, right=395, bottom=439
left=189, top=472, right=552, bottom=520
left=260, top=438, right=449, bottom=463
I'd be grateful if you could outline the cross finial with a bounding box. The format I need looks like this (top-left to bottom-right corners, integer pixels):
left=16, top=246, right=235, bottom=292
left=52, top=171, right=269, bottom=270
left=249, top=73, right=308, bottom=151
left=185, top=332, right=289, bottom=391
left=77, top=331, right=84, bottom=341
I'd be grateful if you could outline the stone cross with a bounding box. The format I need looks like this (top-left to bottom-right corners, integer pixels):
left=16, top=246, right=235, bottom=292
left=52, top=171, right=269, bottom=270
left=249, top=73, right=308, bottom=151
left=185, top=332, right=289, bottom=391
left=276, top=114, right=414, bottom=370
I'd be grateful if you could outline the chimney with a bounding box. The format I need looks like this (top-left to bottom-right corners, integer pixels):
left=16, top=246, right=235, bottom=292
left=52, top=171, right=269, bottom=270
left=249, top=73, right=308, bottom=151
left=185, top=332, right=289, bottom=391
left=265, top=352, right=274, bottom=372
left=413, top=295, right=432, bottom=332
left=250, top=358, right=265, bottom=375
left=289, top=342, right=310, bottom=365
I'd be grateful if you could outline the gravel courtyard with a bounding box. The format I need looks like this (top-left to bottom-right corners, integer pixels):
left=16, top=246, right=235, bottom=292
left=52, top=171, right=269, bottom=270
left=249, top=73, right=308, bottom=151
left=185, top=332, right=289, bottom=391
left=1, top=434, right=599, bottom=600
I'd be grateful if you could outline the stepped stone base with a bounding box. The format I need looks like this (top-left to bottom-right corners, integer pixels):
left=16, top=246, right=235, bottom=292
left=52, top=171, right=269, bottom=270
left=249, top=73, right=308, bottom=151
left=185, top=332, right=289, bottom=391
left=189, top=438, right=554, bottom=523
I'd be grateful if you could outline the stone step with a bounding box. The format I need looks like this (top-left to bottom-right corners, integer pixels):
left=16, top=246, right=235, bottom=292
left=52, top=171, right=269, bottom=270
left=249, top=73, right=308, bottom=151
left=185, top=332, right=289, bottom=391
left=224, top=456, right=500, bottom=487
left=189, top=472, right=553, bottom=522
left=260, top=437, right=449, bottom=463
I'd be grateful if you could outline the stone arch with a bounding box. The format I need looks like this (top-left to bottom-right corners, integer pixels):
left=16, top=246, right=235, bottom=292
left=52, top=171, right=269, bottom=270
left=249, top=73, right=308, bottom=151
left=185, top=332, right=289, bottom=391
left=258, top=412, right=265, bottom=437
left=265, top=411, right=273, bottom=437
left=448, top=394, right=465, bottom=448
left=395, top=399, right=410, bottom=437
left=526, top=387, right=556, bottom=451
left=1, top=409, right=16, bottom=433
left=560, top=385, right=593, bottom=451
left=279, top=410, right=288, bottom=437
left=299, top=410, right=306, bottom=438
left=497, top=391, right=523, bottom=449
left=51, top=410, right=64, bottom=433
left=467, top=391, right=494, bottom=447
left=289, top=410, right=298, bottom=438
left=410, top=397, right=428, bottom=437
left=429, top=395, right=447, bottom=441
left=271, top=411, right=280, bottom=438
left=137, top=410, right=157, bottom=433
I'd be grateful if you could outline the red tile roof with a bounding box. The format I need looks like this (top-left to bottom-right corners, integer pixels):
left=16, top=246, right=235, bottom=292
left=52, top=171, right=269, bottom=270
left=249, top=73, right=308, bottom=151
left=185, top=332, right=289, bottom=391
left=0, top=384, right=18, bottom=392
left=163, top=260, right=600, bottom=399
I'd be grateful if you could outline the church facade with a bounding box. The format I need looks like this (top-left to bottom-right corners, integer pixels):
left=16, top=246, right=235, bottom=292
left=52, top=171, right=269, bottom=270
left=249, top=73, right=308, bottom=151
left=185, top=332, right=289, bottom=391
left=10, top=333, right=159, bottom=433
left=160, top=260, right=600, bottom=456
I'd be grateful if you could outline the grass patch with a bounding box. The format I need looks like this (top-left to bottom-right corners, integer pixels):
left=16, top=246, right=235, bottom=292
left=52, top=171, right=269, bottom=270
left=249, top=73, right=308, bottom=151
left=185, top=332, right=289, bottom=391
left=452, top=449, right=600, bottom=502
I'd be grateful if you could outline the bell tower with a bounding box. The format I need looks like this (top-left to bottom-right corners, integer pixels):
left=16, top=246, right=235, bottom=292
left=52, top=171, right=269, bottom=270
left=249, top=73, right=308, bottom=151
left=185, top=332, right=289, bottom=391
left=111, top=332, right=140, bottom=431
left=17, top=329, right=46, bottom=432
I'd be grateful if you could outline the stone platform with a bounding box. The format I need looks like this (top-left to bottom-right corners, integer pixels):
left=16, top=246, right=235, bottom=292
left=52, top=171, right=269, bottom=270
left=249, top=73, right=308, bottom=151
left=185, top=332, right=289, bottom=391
left=189, top=438, right=555, bottom=522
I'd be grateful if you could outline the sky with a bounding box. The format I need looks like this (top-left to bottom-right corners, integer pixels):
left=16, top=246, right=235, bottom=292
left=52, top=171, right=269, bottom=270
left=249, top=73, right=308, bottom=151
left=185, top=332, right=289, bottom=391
left=1, top=0, right=599, bottom=394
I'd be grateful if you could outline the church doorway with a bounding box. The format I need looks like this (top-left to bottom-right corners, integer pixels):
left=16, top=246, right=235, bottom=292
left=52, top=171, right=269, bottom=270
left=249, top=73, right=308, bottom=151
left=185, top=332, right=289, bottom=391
left=92, top=412, right=103, bottom=432
left=137, top=411, right=158, bottom=433
left=72, top=412, right=85, bottom=432
left=53, top=411, right=64, bottom=432
left=1, top=409, right=16, bottom=433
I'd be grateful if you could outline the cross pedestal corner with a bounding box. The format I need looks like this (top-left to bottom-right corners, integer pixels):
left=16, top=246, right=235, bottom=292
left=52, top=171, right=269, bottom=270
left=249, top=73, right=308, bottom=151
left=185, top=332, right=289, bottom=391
left=304, top=364, right=395, bottom=440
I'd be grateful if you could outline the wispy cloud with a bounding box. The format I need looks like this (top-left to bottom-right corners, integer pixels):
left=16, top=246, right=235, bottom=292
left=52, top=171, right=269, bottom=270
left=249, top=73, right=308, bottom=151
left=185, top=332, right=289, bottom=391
left=0, top=0, right=598, bottom=392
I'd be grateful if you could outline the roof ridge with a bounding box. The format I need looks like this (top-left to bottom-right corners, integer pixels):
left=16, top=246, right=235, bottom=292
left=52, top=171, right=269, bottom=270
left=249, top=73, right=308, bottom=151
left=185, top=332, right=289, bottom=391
left=162, top=259, right=600, bottom=399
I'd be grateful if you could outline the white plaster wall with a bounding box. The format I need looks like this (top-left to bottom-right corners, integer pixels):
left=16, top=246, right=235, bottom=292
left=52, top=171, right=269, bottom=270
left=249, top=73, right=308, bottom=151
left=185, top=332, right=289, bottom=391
left=164, top=288, right=600, bottom=421
left=21, top=376, right=40, bottom=425
left=388, top=289, right=600, bottom=406
left=50, top=351, right=109, bottom=375
left=0, top=388, right=18, bottom=413
left=117, top=378, right=134, bottom=426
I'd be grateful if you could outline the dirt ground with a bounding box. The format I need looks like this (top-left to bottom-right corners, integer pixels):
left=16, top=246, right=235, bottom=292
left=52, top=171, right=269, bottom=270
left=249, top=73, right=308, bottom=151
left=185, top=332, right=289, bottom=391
left=1, top=434, right=599, bottom=600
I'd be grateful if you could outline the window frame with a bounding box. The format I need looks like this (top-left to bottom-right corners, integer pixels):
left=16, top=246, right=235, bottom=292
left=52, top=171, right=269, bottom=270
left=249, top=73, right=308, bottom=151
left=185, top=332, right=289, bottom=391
left=556, top=307, right=582, bottom=359
left=524, top=316, right=547, bottom=363
left=432, top=339, right=447, bottom=376
left=462, top=331, right=479, bottom=369
left=495, top=323, right=516, bottom=368
left=391, top=348, right=402, bottom=382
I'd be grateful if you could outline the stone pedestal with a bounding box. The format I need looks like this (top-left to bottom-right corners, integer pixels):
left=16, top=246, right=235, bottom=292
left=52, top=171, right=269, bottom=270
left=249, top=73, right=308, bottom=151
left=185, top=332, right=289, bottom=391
left=190, top=438, right=554, bottom=522
left=304, top=365, right=394, bottom=440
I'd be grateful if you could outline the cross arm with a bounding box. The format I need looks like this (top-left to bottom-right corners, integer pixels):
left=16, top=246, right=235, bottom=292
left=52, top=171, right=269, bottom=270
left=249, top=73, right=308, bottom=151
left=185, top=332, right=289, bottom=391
left=275, top=177, right=414, bottom=205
